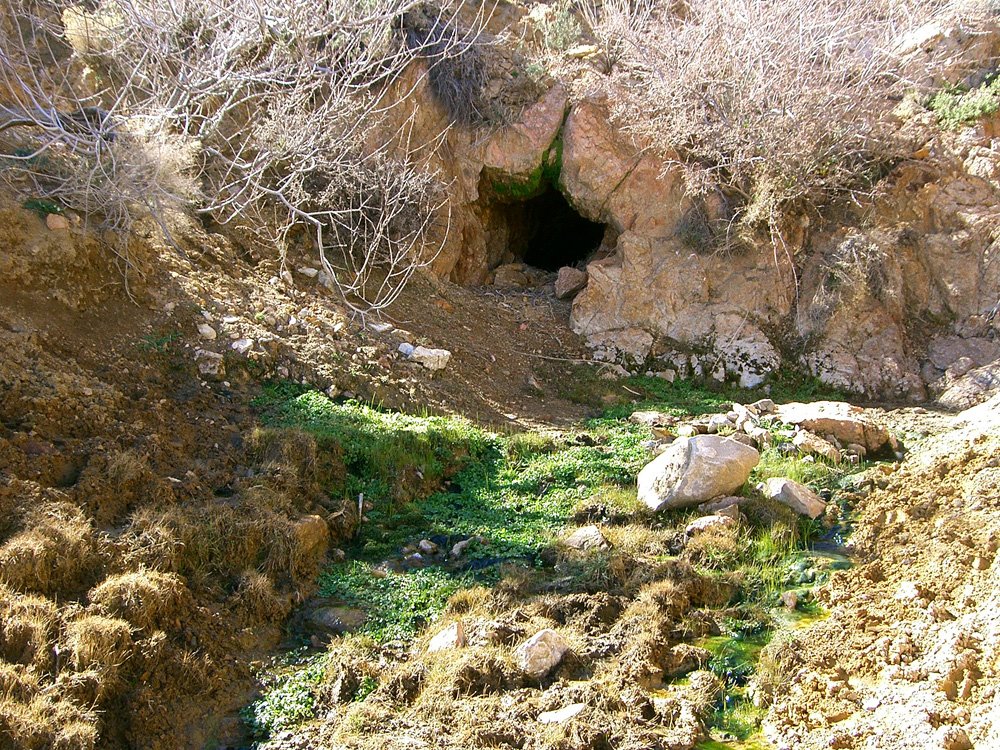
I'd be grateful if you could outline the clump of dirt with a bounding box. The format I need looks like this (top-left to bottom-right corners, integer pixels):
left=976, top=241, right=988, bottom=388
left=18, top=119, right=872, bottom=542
left=761, top=398, right=1000, bottom=749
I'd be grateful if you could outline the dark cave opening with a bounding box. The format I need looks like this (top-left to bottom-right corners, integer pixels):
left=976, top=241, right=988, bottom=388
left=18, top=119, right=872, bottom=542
left=517, top=188, right=605, bottom=272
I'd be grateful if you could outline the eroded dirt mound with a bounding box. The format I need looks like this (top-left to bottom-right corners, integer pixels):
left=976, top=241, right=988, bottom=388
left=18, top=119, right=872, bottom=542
left=763, top=396, right=1000, bottom=749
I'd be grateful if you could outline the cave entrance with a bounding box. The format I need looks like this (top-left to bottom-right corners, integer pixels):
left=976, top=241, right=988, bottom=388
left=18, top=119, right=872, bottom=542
left=514, top=188, right=605, bottom=272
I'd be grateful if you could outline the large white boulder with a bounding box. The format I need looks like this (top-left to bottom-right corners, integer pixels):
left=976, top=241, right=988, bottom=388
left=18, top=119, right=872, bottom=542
left=637, top=435, right=760, bottom=512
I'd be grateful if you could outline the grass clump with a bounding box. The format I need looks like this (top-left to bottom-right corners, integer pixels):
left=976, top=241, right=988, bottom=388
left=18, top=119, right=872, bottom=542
left=254, top=382, right=493, bottom=508
left=930, top=76, right=1000, bottom=129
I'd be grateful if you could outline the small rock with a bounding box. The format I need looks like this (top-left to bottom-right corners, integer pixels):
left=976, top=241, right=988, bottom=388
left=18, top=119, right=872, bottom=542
left=750, top=398, right=776, bottom=414
left=427, top=621, right=465, bottom=653
left=46, top=213, right=70, bottom=231
left=418, top=539, right=438, bottom=555
left=759, top=477, right=827, bottom=519
left=516, top=629, right=569, bottom=678
left=410, top=346, right=451, bottom=371
left=297, top=266, right=319, bottom=278
left=654, top=369, right=677, bottom=383
left=563, top=525, right=610, bottom=551
left=369, top=322, right=394, bottom=334
left=398, top=342, right=415, bottom=357
left=197, top=323, right=217, bottom=341
left=685, top=514, right=737, bottom=536
left=629, top=410, right=677, bottom=428
left=538, top=703, right=586, bottom=724
left=781, top=590, right=799, bottom=610
left=231, top=338, right=254, bottom=354
left=451, top=538, right=473, bottom=558
left=698, top=496, right=745, bottom=514
left=194, top=349, right=225, bottom=378
left=862, top=696, right=881, bottom=711
left=554, top=267, right=588, bottom=299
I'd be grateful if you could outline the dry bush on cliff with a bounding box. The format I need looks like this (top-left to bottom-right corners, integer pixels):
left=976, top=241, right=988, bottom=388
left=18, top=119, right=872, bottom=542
left=594, top=0, right=993, bottom=247
left=0, top=0, right=493, bottom=312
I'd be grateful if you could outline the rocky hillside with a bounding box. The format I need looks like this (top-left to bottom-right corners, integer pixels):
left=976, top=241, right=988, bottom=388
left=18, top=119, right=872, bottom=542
left=2, top=2, right=1000, bottom=750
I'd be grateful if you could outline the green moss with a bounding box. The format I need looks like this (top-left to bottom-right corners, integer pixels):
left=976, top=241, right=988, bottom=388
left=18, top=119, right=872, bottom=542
left=489, top=133, right=563, bottom=201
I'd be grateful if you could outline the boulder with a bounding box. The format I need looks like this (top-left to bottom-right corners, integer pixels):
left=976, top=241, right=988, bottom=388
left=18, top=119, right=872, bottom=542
left=937, top=359, right=1000, bottom=410
left=516, top=628, right=570, bottom=678
left=776, top=401, right=889, bottom=453
left=760, top=478, right=827, bottom=519
left=637, top=435, right=760, bottom=511
left=555, top=267, right=588, bottom=299
left=563, top=525, right=610, bottom=551
left=793, top=430, right=841, bottom=463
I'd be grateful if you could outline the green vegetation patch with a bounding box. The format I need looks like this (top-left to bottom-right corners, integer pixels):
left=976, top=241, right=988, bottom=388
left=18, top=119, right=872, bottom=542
left=318, top=563, right=466, bottom=642
left=930, top=76, right=1000, bottom=129
left=242, top=652, right=328, bottom=738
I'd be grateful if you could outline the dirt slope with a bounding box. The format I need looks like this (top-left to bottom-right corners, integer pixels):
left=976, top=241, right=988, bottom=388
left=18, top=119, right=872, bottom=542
left=763, top=397, right=1000, bottom=750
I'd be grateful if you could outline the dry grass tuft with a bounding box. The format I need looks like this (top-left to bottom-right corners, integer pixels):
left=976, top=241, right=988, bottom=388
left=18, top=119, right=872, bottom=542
left=229, top=570, right=291, bottom=625
left=88, top=570, right=192, bottom=631
left=65, top=614, right=134, bottom=675
left=0, top=587, right=60, bottom=670
left=77, top=450, right=166, bottom=525
left=0, top=502, right=101, bottom=596
left=0, top=693, right=99, bottom=750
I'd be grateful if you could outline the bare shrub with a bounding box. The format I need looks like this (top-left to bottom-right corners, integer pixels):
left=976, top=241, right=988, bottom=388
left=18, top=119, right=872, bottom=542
left=602, top=0, right=984, bottom=247
left=0, top=0, right=494, bottom=313
left=579, top=0, right=656, bottom=74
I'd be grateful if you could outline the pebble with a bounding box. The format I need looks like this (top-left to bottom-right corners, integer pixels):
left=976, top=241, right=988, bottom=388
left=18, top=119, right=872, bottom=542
left=197, top=324, right=217, bottom=340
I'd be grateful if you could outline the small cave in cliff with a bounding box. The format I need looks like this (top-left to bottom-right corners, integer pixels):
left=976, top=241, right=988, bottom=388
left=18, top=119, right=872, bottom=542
left=516, top=188, right=605, bottom=272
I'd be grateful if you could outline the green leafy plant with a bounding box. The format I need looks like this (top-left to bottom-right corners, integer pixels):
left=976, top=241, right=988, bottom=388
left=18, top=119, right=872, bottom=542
left=318, top=563, right=466, bottom=642
left=930, top=76, right=1000, bottom=129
